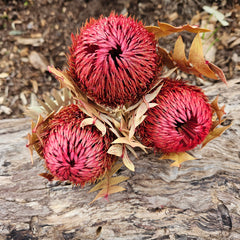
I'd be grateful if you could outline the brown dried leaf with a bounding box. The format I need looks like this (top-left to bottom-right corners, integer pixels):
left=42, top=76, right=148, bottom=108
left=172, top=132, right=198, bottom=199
left=172, top=36, right=189, bottom=69
left=145, top=22, right=210, bottom=39
left=189, top=33, right=218, bottom=80
left=39, top=172, right=55, bottom=181
left=160, top=152, right=196, bottom=167
left=201, top=124, right=232, bottom=148
left=207, top=62, right=228, bottom=85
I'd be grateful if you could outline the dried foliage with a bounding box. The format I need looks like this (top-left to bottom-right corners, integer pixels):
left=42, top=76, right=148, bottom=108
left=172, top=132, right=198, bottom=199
left=26, top=14, right=232, bottom=202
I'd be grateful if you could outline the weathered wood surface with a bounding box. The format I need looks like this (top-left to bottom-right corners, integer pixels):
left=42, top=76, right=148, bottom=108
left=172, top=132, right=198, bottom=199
left=0, top=79, right=240, bottom=240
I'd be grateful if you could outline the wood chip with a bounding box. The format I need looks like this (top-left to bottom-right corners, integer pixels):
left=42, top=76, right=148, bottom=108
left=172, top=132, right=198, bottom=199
left=29, top=51, right=48, bottom=73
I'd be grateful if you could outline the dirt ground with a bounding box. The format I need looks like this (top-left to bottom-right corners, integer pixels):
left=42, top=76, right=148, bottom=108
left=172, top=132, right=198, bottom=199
left=0, top=0, right=239, bottom=119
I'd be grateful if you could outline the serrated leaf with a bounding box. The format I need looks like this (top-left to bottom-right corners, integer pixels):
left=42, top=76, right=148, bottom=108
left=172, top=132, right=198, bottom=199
left=145, top=22, right=210, bottom=39
left=108, top=162, right=123, bottom=176
left=89, top=176, right=129, bottom=193
left=90, top=185, right=126, bottom=204
left=189, top=33, right=218, bottom=80
left=201, top=123, right=232, bottom=148
left=107, top=144, right=123, bottom=157
left=160, top=152, right=196, bottom=167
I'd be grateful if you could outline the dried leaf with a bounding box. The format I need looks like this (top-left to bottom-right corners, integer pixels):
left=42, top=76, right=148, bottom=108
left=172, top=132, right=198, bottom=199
left=207, top=62, right=228, bottom=85
left=189, top=33, right=218, bottom=79
left=39, top=172, right=55, bottom=181
left=160, top=152, right=196, bottom=167
left=112, top=137, right=147, bottom=149
left=90, top=185, right=126, bottom=204
left=201, top=124, right=232, bottom=148
left=145, top=22, right=210, bottom=39
left=108, top=162, right=123, bottom=176
left=107, top=144, right=123, bottom=157
left=89, top=176, right=129, bottom=193
left=203, top=6, right=229, bottom=26
left=94, top=120, right=107, bottom=136
left=144, top=84, right=163, bottom=103
left=157, top=47, right=175, bottom=69
left=122, top=147, right=135, bottom=171
left=211, top=96, right=225, bottom=125
left=172, top=36, right=189, bottom=69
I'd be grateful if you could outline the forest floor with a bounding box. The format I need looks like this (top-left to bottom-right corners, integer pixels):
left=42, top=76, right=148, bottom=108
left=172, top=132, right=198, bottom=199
left=0, top=0, right=239, bottom=119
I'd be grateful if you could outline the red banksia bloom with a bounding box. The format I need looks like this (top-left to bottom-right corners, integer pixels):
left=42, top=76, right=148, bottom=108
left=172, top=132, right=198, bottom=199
left=42, top=104, right=114, bottom=186
left=68, top=13, right=158, bottom=107
left=137, top=79, right=212, bottom=153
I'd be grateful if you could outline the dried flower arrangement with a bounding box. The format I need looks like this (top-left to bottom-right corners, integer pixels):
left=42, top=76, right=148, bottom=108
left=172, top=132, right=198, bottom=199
left=26, top=13, right=231, bottom=203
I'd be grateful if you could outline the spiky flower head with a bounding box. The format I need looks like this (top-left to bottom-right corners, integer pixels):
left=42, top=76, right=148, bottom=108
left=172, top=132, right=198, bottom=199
left=137, top=79, right=212, bottom=153
left=68, top=13, right=158, bottom=107
left=40, top=104, right=115, bottom=186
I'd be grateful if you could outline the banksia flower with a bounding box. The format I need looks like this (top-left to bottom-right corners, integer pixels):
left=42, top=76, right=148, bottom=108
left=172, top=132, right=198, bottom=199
left=68, top=13, right=158, bottom=107
left=137, top=79, right=212, bottom=153
left=38, top=104, right=115, bottom=186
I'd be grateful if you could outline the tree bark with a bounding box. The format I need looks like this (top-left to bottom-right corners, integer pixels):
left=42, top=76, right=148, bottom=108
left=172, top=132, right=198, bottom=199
left=0, top=79, right=240, bottom=240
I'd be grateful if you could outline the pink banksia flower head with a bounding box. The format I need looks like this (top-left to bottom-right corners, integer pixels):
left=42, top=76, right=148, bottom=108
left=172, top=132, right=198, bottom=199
left=137, top=78, right=213, bottom=153
left=68, top=13, right=159, bottom=107
left=38, top=104, right=115, bottom=186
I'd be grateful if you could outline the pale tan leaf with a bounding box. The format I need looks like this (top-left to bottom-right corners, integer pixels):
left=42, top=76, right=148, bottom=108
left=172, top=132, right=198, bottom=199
left=107, top=144, right=123, bottom=157
left=126, top=145, right=139, bottom=158
left=94, top=120, right=107, bottom=136
left=51, top=89, right=64, bottom=106
left=43, top=94, right=58, bottom=110
left=112, top=137, right=131, bottom=145
left=122, top=148, right=135, bottom=171
left=80, top=118, right=94, bottom=128
left=144, top=84, right=163, bottom=103
left=134, top=115, right=147, bottom=128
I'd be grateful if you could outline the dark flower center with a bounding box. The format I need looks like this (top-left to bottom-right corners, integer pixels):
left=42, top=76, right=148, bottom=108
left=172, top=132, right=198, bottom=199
left=109, top=44, right=122, bottom=68
left=86, top=44, right=99, bottom=54
left=175, top=117, right=199, bottom=143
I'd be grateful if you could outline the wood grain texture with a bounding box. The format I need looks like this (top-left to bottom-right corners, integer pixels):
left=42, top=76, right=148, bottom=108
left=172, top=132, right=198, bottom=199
left=0, top=79, right=240, bottom=240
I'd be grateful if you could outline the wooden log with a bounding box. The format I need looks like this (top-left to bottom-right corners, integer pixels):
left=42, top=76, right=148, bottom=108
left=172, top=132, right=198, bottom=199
left=0, top=79, right=240, bottom=240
